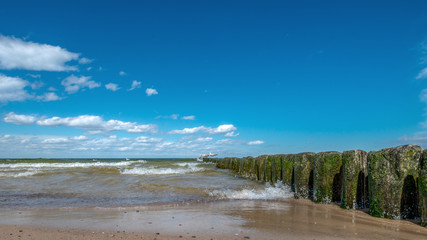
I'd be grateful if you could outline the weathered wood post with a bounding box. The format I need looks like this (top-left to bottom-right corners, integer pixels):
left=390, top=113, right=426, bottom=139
left=368, top=145, right=422, bottom=219
left=341, top=150, right=368, bottom=209
left=313, top=151, right=342, bottom=204
left=421, top=150, right=427, bottom=226
left=281, top=154, right=293, bottom=187
left=293, top=152, right=315, bottom=199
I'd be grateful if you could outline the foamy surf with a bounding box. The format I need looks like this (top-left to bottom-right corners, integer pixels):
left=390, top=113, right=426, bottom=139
left=208, top=182, right=293, bottom=200
left=0, top=170, right=40, bottom=178
left=0, top=160, right=147, bottom=170
left=121, top=166, right=204, bottom=175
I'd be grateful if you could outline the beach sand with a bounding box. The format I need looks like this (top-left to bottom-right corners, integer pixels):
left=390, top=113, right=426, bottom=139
left=0, top=199, right=426, bottom=240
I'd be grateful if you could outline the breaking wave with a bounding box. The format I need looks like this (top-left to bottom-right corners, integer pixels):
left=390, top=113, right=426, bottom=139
left=208, top=182, right=293, bottom=200
left=0, top=160, right=147, bottom=170
left=0, top=171, right=40, bottom=178
left=121, top=166, right=204, bottom=175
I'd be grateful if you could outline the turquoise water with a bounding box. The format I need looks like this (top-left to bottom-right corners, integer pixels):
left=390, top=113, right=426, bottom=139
left=0, top=158, right=292, bottom=209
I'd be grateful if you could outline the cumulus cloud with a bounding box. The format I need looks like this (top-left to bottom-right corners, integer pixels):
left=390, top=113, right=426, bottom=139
left=146, top=88, right=158, bottom=96
left=3, top=112, right=36, bottom=125
left=128, top=80, right=141, bottom=91
left=0, top=35, right=79, bottom=71
left=3, top=113, right=158, bottom=135
left=0, top=74, right=31, bottom=102
left=61, top=75, right=100, bottom=94
left=42, top=137, right=69, bottom=144
left=30, top=81, right=44, bottom=90
left=225, top=131, right=240, bottom=137
left=0, top=131, right=255, bottom=157
left=248, top=140, right=264, bottom=145
left=37, top=92, right=61, bottom=102
left=119, top=71, right=126, bottom=76
left=105, top=83, right=120, bottom=91
left=194, top=137, right=213, bottom=142
left=169, top=124, right=237, bottom=135
left=181, top=115, right=195, bottom=120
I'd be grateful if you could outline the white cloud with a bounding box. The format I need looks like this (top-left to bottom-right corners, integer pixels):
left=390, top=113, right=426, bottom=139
left=194, top=137, right=213, bottom=142
left=417, top=68, right=427, bottom=80
left=0, top=132, right=254, bottom=158
left=0, top=35, right=79, bottom=71
left=4, top=113, right=159, bottom=135
left=30, top=81, right=44, bottom=90
left=215, top=139, right=235, bottom=145
left=156, top=114, right=179, bottom=120
left=3, top=112, right=36, bottom=125
left=42, top=137, right=69, bottom=144
left=248, top=140, right=264, bottom=145
left=215, top=124, right=237, bottom=133
left=37, top=92, right=61, bottom=102
left=119, top=71, right=126, bottom=76
left=420, top=89, right=427, bottom=103
left=0, top=74, right=31, bottom=102
left=48, top=87, right=57, bottom=91
left=169, top=124, right=237, bottom=135
left=128, top=80, right=141, bottom=91
left=78, top=57, right=92, bottom=64
left=37, top=115, right=104, bottom=128
left=135, top=136, right=159, bottom=142
left=105, top=83, right=120, bottom=91
left=61, top=75, right=100, bottom=94
left=146, top=88, right=158, bottom=96
left=225, top=131, right=240, bottom=137
left=71, top=135, right=87, bottom=140
left=181, top=115, right=195, bottom=120
left=27, top=74, right=41, bottom=78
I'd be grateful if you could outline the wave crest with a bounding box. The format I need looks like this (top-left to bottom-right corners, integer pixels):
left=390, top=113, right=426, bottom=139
left=208, top=182, right=293, bottom=200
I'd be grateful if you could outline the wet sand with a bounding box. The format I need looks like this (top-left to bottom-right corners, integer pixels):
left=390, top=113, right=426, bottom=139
left=0, top=199, right=426, bottom=240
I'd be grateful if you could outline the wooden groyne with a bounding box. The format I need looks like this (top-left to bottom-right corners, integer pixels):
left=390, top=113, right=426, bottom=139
left=205, top=144, right=427, bottom=226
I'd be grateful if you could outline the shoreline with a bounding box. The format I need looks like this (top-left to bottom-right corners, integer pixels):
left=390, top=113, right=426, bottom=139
left=0, top=198, right=426, bottom=240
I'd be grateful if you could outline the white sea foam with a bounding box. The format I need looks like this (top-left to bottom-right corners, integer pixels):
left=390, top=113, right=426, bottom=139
left=0, top=170, right=39, bottom=178
left=0, top=160, right=147, bottom=170
left=208, top=182, right=293, bottom=200
left=121, top=166, right=204, bottom=175
left=174, top=162, right=201, bottom=168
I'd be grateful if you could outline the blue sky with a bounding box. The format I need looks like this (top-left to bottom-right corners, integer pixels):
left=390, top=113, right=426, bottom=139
left=0, top=0, right=427, bottom=158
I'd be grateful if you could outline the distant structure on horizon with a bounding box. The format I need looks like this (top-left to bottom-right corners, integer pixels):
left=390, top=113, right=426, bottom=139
left=197, top=152, right=217, bottom=161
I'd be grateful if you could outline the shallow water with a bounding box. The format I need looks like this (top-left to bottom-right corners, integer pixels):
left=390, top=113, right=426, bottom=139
left=0, top=158, right=426, bottom=239
left=0, top=158, right=291, bottom=209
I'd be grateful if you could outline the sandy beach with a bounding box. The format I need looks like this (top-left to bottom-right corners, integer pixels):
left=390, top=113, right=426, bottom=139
left=0, top=199, right=426, bottom=240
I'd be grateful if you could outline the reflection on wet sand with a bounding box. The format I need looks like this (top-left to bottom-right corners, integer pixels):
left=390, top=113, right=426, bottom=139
left=0, top=199, right=425, bottom=240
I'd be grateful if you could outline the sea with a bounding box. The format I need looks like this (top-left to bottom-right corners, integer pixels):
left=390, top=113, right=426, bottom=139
left=0, top=158, right=292, bottom=209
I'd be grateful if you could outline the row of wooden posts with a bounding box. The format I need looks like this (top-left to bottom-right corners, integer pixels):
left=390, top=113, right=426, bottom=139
left=205, top=144, right=427, bottom=226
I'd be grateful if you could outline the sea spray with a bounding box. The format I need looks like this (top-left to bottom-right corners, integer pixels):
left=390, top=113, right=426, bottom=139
left=0, top=160, right=147, bottom=169
left=121, top=166, right=205, bottom=175
left=208, top=181, right=293, bottom=200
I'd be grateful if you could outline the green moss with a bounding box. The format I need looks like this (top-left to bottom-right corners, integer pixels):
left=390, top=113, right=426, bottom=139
left=256, top=156, right=266, bottom=182
left=341, top=150, right=368, bottom=209
left=368, top=145, right=422, bottom=219
left=313, top=151, right=342, bottom=203
left=270, top=155, right=282, bottom=183
left=293, top=152, right=315, bottom=199
left=265, top=156, right=273, bottom=183
left=420, top=150, right=427, bottom=226
left=282, top=154, right=293, bottom=186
